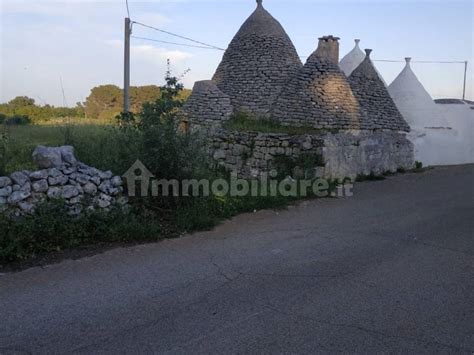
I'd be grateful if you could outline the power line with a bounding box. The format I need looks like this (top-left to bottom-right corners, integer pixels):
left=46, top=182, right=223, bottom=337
left=298, top=56, right=466, bottom=64
left=132, top=21, right=225, bottom=51
left=131, top=35, right=223, bottom=50
left=373, top=59, right=467, bottom=64
left=125, top=0, right=130, bottom=18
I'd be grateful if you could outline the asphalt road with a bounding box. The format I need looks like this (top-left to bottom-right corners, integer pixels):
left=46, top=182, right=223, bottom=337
left=1, top=165, right=473, bottom=354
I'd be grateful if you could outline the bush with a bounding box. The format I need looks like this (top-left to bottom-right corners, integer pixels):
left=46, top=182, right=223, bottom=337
left=5, top=115, right=31, bottom=126
left=0, top=202, right=163, bottom=264
left=0, top=113, right=6, bottom=124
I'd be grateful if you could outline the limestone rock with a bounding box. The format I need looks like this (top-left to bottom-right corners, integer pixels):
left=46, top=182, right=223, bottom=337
left=48, top=175, right=69, bottom=186
left=33, top=146, right=63, bottom=169
left=32, top=145, right=77, bottom=169
left=61, top=185, right=79, bottom=199
left=0, top=186, right=12, bottom=197
left=75, top=174, right=90, bottom=185
left=111, top=176, right=123, bottom=187
left=29, top=170, right=48, bottom=180
left=47, top=187, right=62, bottom=199
left=10, top=171, right=30, bottom=186
left=20, top=183, right=31, bottom=194
left=98, top=180, right=112, bottom=194
left=99, top=170, right=113, bottom=180
left=8, top=191, right=31, bottom=204
left=83, top=182, right=97, bottom=195
left=48, top=168, right=62, bottom=178
left=0, top=177, right=12, bottom=188
left=18, top=201, right=35, bottom=213
left=60, top=146, right=77, bottom=166
left=32, top=179, right=49, bottom=193
left=97, top=198, right=111, bottom=209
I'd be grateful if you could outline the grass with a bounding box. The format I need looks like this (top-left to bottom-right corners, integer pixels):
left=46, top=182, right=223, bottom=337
left=223, top=113, right=337, bottom=135
left=0, top=123, right=136, bottom=175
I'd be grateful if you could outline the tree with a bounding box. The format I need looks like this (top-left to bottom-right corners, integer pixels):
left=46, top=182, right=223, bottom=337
left=84, top=85, right=123, bottom=119
left=8, top=96, right=35, bottom=108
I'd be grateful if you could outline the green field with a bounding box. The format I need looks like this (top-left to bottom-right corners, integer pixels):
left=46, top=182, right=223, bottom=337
left=0, top=123, right=122, bottom=175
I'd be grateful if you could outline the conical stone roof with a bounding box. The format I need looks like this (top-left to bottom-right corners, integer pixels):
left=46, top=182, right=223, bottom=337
left=271, top=36, right=364, bottom=130
left=212, top=0, right=302, bottom=117
left=388, top=58, right=448, bottom=128
left=348, top=50, right=410, bottom=132
left=339, top=39, right=387, bottom=85
left=339, top=39, right=365, bottom=77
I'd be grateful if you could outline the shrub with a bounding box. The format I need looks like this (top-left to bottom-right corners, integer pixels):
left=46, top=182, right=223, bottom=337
left=5, top=115, right=31, bottom=126
left=0, top=202, right=163, bottom=264
left=0, top=129, right=8, bottom=176
left=0, top=113, right=6, bottom=124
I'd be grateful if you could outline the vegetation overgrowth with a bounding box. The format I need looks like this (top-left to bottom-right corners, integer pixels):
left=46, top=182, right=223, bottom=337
left=223, top=112, right=339, bottom=135
left=0, top=84, right=191, bottom=124
left=0, top=65, right=340, bottom=265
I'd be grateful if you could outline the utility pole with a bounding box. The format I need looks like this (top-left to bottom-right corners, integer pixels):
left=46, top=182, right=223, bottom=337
left=462, top=61, right=468, bottom=101
left=124, top=17, right=131, bottom=112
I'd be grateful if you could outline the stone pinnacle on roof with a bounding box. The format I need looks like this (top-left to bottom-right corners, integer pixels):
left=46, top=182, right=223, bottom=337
left=212, top=0, right=302, bottom=117
left=339, top=39, right=387, bottom=85
left=388, top=57, right=448, bottom=129
left=339, top=39, right=365, bottom=77
left=348, top=49, right=410, bottom=132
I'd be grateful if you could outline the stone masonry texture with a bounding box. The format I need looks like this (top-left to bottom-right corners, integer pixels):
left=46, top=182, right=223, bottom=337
left=271, top=37, right=365, bottom=130
left=348, top=51, right=410, bottom=132
left=212, top=2, right=302, bottom=117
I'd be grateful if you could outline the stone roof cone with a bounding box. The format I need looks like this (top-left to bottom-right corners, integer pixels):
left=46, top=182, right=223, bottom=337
left=272, top=36, right=364, bottom=130
left=388, top=58, right=448, bottom=128
left=339, top=39, right=387, bottom=85
left=339, top=39, right=365, bottom=77
left=212, top=0, right=302, bottom=117
left=348, top=50, right=410, bottom=132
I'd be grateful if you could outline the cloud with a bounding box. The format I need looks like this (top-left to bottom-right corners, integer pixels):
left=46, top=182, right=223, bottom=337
left=136, top=13, right=171, bottom=27
left=132, top=44, right=193, bottom=62
left=107, top=39, right=193, bottom=63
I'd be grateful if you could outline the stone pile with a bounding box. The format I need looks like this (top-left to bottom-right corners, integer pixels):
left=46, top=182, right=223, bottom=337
left=0, top=146, right=127, bottom=216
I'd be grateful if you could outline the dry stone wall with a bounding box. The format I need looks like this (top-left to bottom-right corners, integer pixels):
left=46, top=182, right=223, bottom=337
left=0, top=146, right=127, bottom=216
left=208, top=129, right=324, bottom=179
left=208, top=129, right=414, bottom=180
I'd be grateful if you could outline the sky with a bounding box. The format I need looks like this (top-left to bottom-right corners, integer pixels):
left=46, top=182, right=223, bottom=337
left=0, top=0, right=473, bottom=107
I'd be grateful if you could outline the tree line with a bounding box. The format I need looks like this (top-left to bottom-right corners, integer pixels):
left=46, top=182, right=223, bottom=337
left=0, top=85, right=191, bottom=123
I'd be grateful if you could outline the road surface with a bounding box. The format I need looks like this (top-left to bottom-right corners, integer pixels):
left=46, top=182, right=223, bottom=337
left=1, top=165, right=473, bottom=353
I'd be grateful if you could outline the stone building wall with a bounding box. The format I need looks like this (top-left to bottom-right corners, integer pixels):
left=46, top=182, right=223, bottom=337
left=208, top=129, right=324, bottom=179
left=207, top=129, right=414, bottom=180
